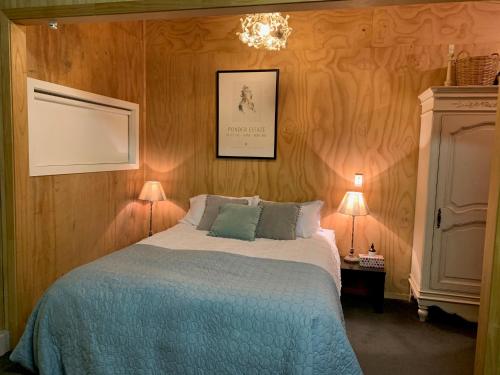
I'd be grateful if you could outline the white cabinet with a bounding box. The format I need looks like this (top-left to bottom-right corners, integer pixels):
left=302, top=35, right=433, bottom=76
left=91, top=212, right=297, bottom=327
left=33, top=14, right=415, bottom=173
left=410, top=86, right=497, bottom=322
left=27, top=78, right=139, bottom=176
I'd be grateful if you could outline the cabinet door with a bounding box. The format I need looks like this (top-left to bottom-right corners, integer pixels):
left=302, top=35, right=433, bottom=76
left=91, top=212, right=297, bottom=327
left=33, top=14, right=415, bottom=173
left=430, top=114, right=495, bottom=294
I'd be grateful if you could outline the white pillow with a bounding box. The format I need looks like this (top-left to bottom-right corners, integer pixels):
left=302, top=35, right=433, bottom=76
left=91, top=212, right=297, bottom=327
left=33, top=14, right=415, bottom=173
left=180, top=194, right=207, bottom=226
left=230, top=195, right=260, bottom=207
left=296, top=200, right=324, bottom=238
left=180, top=194, right=260, bottom=226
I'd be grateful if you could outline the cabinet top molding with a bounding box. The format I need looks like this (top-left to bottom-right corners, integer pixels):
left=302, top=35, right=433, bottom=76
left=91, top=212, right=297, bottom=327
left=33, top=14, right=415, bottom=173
left=419, top=86, right=498, bottom=114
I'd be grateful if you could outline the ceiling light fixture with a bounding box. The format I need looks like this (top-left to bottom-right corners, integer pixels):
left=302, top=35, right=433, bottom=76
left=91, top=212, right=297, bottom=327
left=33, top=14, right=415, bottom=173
left=237, top=13, right=292, bottom=51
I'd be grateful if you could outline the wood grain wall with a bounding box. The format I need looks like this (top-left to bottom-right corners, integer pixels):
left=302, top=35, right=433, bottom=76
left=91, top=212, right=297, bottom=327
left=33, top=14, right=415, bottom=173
left=474, top=85, right=500, bottom=375
left=144, top=1, right=500, bottom=299
left=10, top=20, right=148, bottom=342
left=0, top=11, right=15, bottom=333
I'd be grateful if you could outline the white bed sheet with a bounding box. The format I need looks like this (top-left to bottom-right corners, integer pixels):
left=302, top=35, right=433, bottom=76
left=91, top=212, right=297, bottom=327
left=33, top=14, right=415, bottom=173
left=140, top=223, right=341, bottom=294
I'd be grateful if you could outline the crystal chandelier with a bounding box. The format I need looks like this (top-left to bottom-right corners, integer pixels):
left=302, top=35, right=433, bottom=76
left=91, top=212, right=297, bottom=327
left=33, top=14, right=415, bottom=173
left=237, top=13, right=292, bottom=51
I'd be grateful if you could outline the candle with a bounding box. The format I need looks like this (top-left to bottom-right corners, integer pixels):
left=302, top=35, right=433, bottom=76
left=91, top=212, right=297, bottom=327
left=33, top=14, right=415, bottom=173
left=448, top=44, right=455, bottom=56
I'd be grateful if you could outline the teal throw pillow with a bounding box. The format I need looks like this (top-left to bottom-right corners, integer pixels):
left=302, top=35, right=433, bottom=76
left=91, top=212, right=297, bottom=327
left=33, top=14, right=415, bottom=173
left=208, top=204, right=262, bottom=241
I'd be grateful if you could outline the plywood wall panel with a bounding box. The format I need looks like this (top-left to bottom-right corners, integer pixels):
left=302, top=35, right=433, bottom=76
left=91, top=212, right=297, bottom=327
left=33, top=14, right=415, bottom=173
left=372, top=1, right=500, bottom=47
left=145, top=2, right=500, bottom=298
left=145, top=8, right=374, bottom=54
left=11, top=21, right=147, bottom=342
left=10, top=23, right=34, bottom=341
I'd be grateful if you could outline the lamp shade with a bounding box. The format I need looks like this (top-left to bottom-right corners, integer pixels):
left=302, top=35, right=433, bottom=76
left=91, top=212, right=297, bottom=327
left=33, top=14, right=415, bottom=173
left=138, top=181, right=166, bottom=202
left=337, top=191, right=369, bottom=216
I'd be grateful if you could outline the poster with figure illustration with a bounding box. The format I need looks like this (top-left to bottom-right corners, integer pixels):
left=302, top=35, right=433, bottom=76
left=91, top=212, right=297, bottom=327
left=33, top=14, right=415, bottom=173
left=216, top=70, right=279, bottom=159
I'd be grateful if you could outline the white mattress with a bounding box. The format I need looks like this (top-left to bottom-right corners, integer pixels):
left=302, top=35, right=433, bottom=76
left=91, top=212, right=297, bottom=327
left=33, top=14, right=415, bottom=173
left=140, top=223, right=341, bottom=294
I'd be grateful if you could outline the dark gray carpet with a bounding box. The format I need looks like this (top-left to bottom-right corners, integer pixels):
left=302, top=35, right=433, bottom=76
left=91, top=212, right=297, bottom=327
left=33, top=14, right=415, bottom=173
left=0, top=355, right=29, bottom=375
left=342, top=296, right=477, bottom=375
left=0, top=297, right=476, bottom=374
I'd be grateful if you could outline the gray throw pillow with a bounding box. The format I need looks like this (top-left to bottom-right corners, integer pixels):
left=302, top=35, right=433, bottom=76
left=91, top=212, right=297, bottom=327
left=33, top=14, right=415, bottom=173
left=256, top=201, right=301, bottom=240
left=197, top=195, right=249, bottom=230
left=208, top=204, right=262, bottom=241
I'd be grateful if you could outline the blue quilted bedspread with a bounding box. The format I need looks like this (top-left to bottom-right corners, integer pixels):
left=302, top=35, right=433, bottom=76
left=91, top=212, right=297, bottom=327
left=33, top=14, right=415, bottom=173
left=11, top=244, right=362, bottom=375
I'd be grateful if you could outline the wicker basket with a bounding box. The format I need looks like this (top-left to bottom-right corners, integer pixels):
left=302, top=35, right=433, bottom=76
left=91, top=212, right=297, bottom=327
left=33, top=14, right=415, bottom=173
left=455, top=52, right=499, bottom=86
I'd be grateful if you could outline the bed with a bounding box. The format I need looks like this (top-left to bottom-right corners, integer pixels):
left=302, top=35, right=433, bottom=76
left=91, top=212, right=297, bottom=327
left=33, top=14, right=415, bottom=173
left=11, top=223, right=362, bottom=374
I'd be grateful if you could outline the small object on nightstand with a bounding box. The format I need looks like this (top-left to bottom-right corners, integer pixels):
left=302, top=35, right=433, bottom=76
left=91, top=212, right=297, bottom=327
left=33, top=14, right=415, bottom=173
left=368, top=243, right=377, bottom=257
left=359, top=254, right=385, bottom=269
left=360, top=244, right=385, bottom=268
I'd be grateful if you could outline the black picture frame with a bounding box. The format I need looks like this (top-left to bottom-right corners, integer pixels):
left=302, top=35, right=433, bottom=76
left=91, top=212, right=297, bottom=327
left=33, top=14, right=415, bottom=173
left=216, top=69, right=279, bottom=159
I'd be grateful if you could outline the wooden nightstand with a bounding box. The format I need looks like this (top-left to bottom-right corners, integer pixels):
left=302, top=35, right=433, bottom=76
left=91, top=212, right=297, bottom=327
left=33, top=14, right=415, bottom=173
left=340, top=259, right=386, bottom=313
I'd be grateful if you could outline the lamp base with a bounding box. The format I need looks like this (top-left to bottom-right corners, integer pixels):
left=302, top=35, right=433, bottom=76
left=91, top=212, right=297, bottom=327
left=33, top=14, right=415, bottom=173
left=344, top=253, right=359, bottom=263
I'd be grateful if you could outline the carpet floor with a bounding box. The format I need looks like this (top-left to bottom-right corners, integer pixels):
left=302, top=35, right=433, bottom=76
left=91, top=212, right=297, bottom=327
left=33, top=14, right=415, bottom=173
left=342, top=296, right=477, bottom=375
left=0, top=297, right=476, bottom=375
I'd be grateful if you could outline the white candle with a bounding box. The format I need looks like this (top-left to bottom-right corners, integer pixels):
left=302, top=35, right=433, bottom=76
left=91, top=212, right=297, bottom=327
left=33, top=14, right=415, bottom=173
left=448, top=44, right=455, bottom=56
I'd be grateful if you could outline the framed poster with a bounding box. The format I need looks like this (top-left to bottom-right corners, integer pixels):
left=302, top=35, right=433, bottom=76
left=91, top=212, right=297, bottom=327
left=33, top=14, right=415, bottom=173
left=216, top=69, right=279, bottom=159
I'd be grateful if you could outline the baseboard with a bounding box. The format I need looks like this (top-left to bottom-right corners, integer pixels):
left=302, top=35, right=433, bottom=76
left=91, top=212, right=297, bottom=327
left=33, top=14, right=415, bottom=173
left=0, top=330, right=9, bottom=357
left=384, top=291, right=410, bottom=301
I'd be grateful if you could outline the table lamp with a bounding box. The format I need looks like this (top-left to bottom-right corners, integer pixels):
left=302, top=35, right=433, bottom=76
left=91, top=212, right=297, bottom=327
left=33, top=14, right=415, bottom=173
left=138, top=181, right=166, bottom=236
left=338, top=191, right=369, bottom=263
